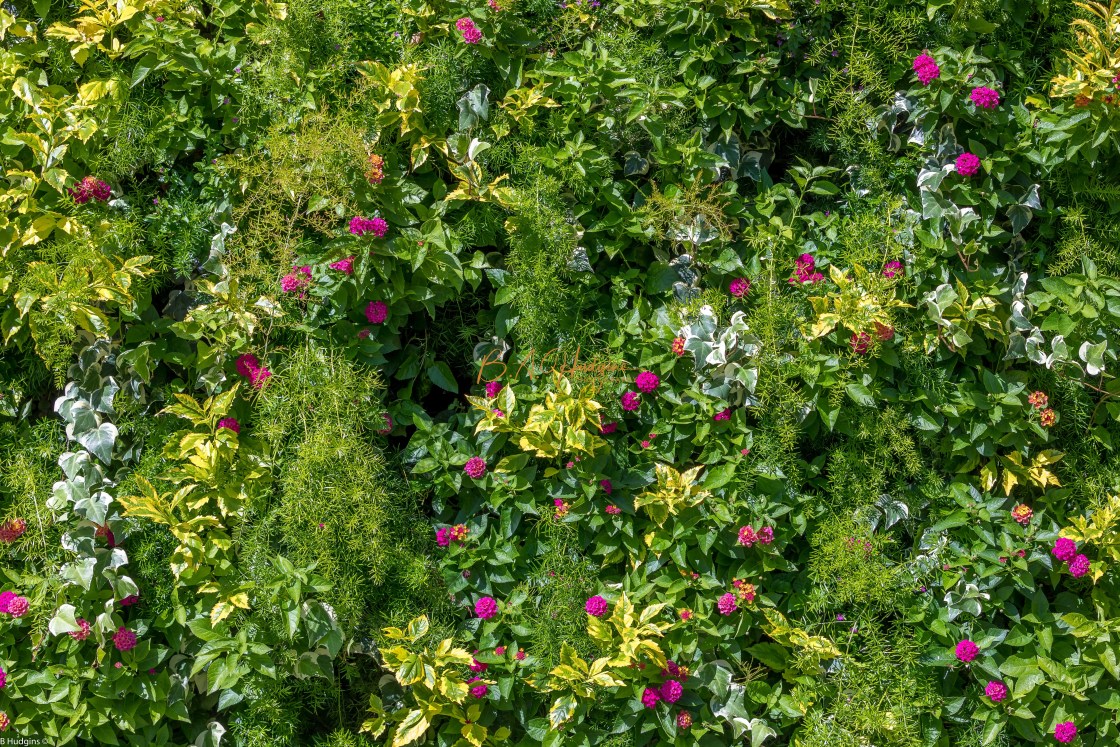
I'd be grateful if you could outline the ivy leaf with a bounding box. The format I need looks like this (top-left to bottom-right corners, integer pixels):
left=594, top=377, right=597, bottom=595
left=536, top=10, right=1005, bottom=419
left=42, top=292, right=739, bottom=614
left=78, top=422, right=117, bottom=464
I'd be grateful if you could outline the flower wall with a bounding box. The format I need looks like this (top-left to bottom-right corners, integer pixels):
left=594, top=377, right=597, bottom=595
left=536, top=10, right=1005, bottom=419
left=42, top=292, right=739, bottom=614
left=3, top=0, right=1120, bottom=745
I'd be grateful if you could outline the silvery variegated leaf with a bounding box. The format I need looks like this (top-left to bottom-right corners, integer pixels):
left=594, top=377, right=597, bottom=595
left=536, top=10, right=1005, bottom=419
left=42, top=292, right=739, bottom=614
left=567, top=246, right=593, bottom=273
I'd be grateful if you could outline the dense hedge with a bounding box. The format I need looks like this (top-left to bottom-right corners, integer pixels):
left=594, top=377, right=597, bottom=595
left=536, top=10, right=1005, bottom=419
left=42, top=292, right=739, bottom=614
left=3, top=0, right=1120, bottom=745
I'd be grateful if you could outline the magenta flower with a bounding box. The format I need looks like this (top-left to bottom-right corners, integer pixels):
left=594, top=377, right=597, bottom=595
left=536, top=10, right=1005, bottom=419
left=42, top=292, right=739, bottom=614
left=249, top=367, right=271, bottom=389
left=455, top=16, right=475, bottom=30
left=955, top=639, right=979, bottom=663
left=729, top=277, right=751, bottom=298
left=635, top=371, right=660, bottom=393
left=5, top=595, right=28, bottom=618
left=235, top=353, right=260, bottom=378
left=677, top=711, right=692, bottom=729
left=463, top=26, right=483, bottom=43
left=1054, top=721, right=1077, bottom=743
left=469, top=683, right=488, bottom=698
left=436, top=527, right=451, bottom=547
left=758, top=526, right=774, bottom=544
left=641, top=687, right=661, bottom=709
left=70, top=176, right=112, bottom=204
left=280, top=274, right=302, bottom=293
left=605, top=505, right=621, bottom=515
left=464, top=457, right=487, bottom=479
left=69, top=618, right=91, bottom=641
left=738, top=526, right=757, bottom=547
left=1052, top=537, right=1078, bottom=563
left=970, top=86, right=1000, bottom=109
left=1069, top=554, right=1091, bottom=578
left=717, top=592, right=738, bottom=615
left=600, top=417, right=618, bottom=434
left=470, top=658, right=488, bottom=673
left=329, top=256, right=355, bottom=274
left=913, top=53, right=940, bottom=85
left=882, top=260, right=903, bottom=278
left=621, top=391, right=641, bottom=411
left=349, top=215, right=388, bottom=237
left=850, top=332, right=871, bottom=355
left=0, top=665, right=5, bottom=689
left=218, top=417, right=240, bottom=434
left=113, top=626, right=137, bottom=652
left=985, top=681, right=1008, bottom=702
left=120, top=595, right=139, bottom=607
left=475, top=596, right=498, bottom=620
left=956, top=152, right=981, bottom=177
left=791, top=253, right=825, bottom=284
left=600, top=479, right=613, bottom=494
left=660, top=679, right=683, bottom=703
left=714, top=408, right=731, bottom=421
left=365, top=300, right=388, bottom=324
left=485, top=381, right=503, bottom=398
left=0, top=591, right=14, bottom=614
left=585, top=595, right=609, bottom=617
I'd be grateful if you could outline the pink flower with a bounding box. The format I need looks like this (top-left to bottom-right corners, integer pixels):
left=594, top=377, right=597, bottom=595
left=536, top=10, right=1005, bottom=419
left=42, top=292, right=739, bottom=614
left=598, top=479, right=613, bottom=495
left=349, top=216, right=388, bottom=237
left=464, top=457, right=487, bottom=479
left=850, top=332, right=871, bottom=355
left=1054, top=721, right=1077, bottom=743
left=495, top=646, right=506, bottom=655
left=218, top=417, right=240, bottom=433
left=600, top=417, right=618, bottom=434
left=714, top=408, right=731, bottom=421
left=70, top=176, right=112, bottom=204
left=463, top=26, right=483, bottom=43
left=485, top=381, right=503, bottom=398
left=0, top=518, right=26, bottom=543
left=970, top=86, right=1000, bottom=109
left=470, top=658, right=488, bottom=673
left=717, top=593, right=738, bottom=615
left=280, top=274, right=303, bottom=292
left=69, top=618, right=91, bottom=641
left=1052, top=537, right=1077, bottom=563
left=660, top=679, right=683, bottom=703
left=621, top=392, right=641, bottom=411
left=985, top=681, right=1008, bottom=702
left=956, top=152, right=981, bottom=177
left=913, top=53, right=940, bottom=85
left=120, top=595, right=139, bottom=607
left=470, top=684, right=488, bottom=699
left=358, top=329, right=371, bottom=339
left=365, top=300, right=388, bottom=324
left=738, top=526, right=757, bottom=547
left=515, top=649, right=526, bottom=660
left=585, top=595, right=609, bottom=617
left=679, top=609, right=692, bottom=620
left=635, top=371, right=660, bottom=393
left=605, top=504, right=621, bottom=515
left=676, top=711, right=692, bottom=729
left=235, top=353, right=260, bottom=378
left=955, top=639, right=979, bottom=663
left=758, top=526, right=774, bottom=544
left=1069, top=554, right=1091, bottom=578
left=249, top=367, right=271, bottom=389
left=790, top=253, right=824, bottom=284
left=113, top=626, right=137, bottom=652
left=455, top=16, right=476, bottom=31
left=0, top=666, right=5, bottom=689
left=882, top=260, right=903, bottom=278
left=641, top=687, right=661, bottom=709
left=729, top=278, right=751, bottom=298
left=436, top=527, right=451, bottom=547
left=492, top=408, right=504, bottom=418
left=475, top=596, right=498, bottom=620
left=329, top=256, right=355, bottom=274
left=5, top=595, right=28, bottom=618
left=641, top=440, right=651, bottom=449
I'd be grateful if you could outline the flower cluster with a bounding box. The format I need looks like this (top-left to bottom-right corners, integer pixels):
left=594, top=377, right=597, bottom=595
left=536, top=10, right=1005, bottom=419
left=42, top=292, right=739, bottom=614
left=436, top=524, right=469, bottom=547
left=70, top=176, right=112, bottom=204
left=585, top=595, right=609, bottom=617
left=0, top=518, right=27, bottom=543
left=732, top=579, right=756, bottom=603
left=69, top=618, right=91, bottom=641
left=1028, top=391, right=1048, bottom=409
left=737, top=525, right=774, bottom=547
left=956, top=152, right=981, bottom=177
left=729, top=277, right=750, bottom=298
left=717, top=592, right=738, bottom=615
left=850, top=332, right=872, bottom=355
left=553, top=498, right=570, bottom=518
left=349, top=215, right=388, bottom=237
left=1054, top=721, right=1077, bottom=744
left=329, top=255, right=355, bottom=275
left=475, top=596, right=498, bottom=620
left=218, top=417, right=240, bottom=434
left=790, top=253, right=824, bottom=284
left=464, top=457, right=487, bottom=479
left=280, top=264, right=312, bottom=295
left=365, top=300, right=389, bottom=325
left=1011, top=504, right=1033, bottom=525
left=970, top=86, right=1001, bottom=109
left=985, top=680, right=1008, bottom=703
left=955, top=639, right=979, bottom=663
left=621, top=391, right=641, bottom=411
left=113, top=626, right=137, bottom=652
left=671, top=337, right=686, bottom=356
left=635, top=371, right=659, bottom=393
left=0, top=591, right=29, bottom=618
left=485, top=380, right=503, bottom=398
left=913, top=53, right=940, bottom=85
left=882, top=260, right=903, bottom=279
left=235, top=353, right=272, bottom=389
left=456, top=17, right=483, bottom=44
left=365, top=153, right=385, bottom=185
left=714, top=408, right=731, bottom=421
